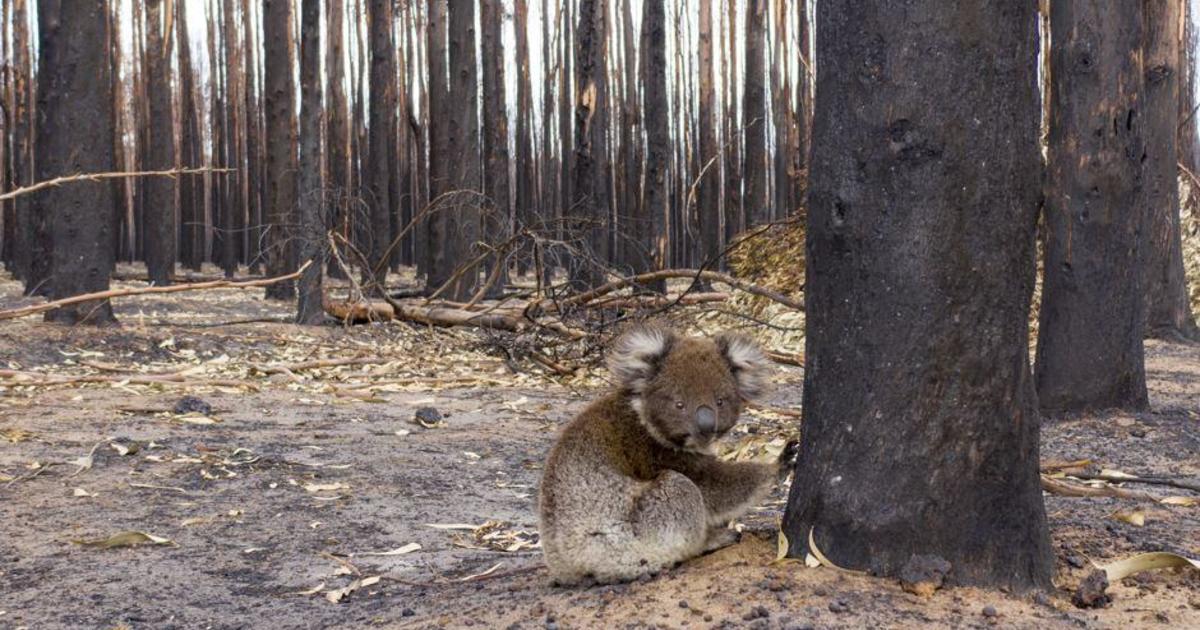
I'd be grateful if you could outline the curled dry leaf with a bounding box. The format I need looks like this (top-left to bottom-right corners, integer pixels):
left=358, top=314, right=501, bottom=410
left=1111, top=510, right=1146, bottom=527
left=1098, top=552, right=1200, bottom=582
left=1161, top=496, right=1198, bottom=507
left=72, top=531, right=174, bottom=549
left=72, top=487, right=94, bottom=497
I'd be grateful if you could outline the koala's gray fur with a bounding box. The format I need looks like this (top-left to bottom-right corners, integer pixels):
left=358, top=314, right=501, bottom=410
left=538, top=326, right=794, bottom=585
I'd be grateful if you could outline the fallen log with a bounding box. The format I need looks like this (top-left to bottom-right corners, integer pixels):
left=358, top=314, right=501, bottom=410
left=0, top=261, right=311, bottom=321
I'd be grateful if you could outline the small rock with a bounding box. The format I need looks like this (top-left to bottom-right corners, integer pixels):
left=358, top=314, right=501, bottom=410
left=899, top=554, right=952, bottom=597
left=173, top=395, right=212, bottom=415
left=677, top=600, right=689, bottom=609
left=1066, top=555, right=1086, bottom=569
left=1129, top=428, right=1147, bottom=438
left=401, top=608, right=416, bottom=617
left=544, top=623, right=558, bottom=630
left=413, top=407, right=444, bottom=427
left=1072, top=569, right=1111, bottom=609
left=982, top=605, right=998, bottom=618
left=1033, top=592, right=1052, bottom=607
left=828, top=600, right=850, bottom=614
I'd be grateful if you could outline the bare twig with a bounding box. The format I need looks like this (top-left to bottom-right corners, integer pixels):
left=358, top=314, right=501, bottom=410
left=0, top=167, right=234, bottom=202
left=0, top=261, right=312, bottom=321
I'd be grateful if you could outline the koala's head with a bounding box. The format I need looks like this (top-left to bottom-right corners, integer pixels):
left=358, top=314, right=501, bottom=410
left=608, top=326, right=771, bottom=452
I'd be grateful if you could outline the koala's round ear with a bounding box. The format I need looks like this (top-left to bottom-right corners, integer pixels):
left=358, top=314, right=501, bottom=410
left=608, top=326, right=676, bottom=392
left=714, top=332, right=771, bottom=400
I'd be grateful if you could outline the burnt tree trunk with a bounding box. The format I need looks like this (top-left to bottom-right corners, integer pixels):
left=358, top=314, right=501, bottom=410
left=424, top=0, right=447, bottom=283
left=782, top=1, right=1053, bottom=590
left=742, top=0, right=768, bottom=227
left=639, top=0, right=668, bottom=289
left=263, top=0, right=298, bottom=299
left=243, top=0, right=264, bottom=273
left=426, top=0, right=481, bottom=300
left=37, top=0, right=118, bottom=324
left=143, top=0, right=177, bottom=286
left=12, top=0, right=44, bottom=292
left=696, top=0, right=721, bottom=269
left=513, top=0, right=534, bottom=271
left=326, top=0, right=349, bottom=278
left=1142, top=0, right=1200, bottom=341
left=481, top=0, right=511, bottom=292
left=569, top=0, right=610, bottom=289
left=366, top=0, right=394, bottom=291
left=1035, top=1, right=1148, bottom=413
left=296, top=0, right=324, bottom=323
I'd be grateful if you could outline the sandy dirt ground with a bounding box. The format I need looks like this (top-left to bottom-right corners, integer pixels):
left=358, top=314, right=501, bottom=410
left=0, top=273, right=1198, bottom=630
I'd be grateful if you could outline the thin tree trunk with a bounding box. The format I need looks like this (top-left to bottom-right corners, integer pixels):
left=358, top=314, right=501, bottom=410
left=696, top=0, right=720, bottom=272
left=143, top=0, right=177, bottom=286
left=514, top=0, right=535, bottom=274
left=1036, top=0, right=1149, bottom=413
left=782, top=0, right=1053, bottom=589
left=326, top=0, right=349, bottom=278
left=14, top=0, right=47, bottom=294
left=640, top=0, right=668, bottom=289
left=366, top=0, right=394, bottom=290
left=263, top=0, right=298, bottom=299
left=1142, top=0, right=1200, bottom=340
left=37, top=0, right=118, bottom=324
left=569, top=0, right=610, bottom=289
left=482, top=0, right=511, bottom=291
left=424, top=0, right=447, bottom=285
left=243, top=0, right=264, bottom=273
left=296, top=0, right=324, bottom=323
left=742, top=0, right=768, bottom=226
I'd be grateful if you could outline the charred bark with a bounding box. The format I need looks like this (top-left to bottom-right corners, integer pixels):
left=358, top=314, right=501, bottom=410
left=1036, top=1, right=1148, bottom=413
left=37, top=0, right=118, bottom=324
left=782, top=1, right=1053, bottom=590
left=296, top=0, right=324, bottom=323
left=263, top=0, right=298, bottom=299
left=742, top=0, right=768, bottom=227
left=1142, top=0, right=1200, bottom=341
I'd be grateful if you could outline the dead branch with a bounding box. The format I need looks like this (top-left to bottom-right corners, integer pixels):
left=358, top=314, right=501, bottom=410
left=766, top=351, right=805, bottom=367
left=0, top=368, right=258, bottom=391
left=253, top=356, right=398, bottom=374
left=0, top=260, right=312, bottom=321
left=0, top=167, right=235, bottom=202
left=588, top=292, right=729, bottom=310
left=1063, top=473, right=1200, bottom=494
left=1040, top=475, right=1163, bottom=503
left=557, top=268, right=804, bottom=311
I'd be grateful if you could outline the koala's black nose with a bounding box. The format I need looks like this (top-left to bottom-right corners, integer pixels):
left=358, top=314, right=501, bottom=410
left=695, top=405, right=717, bottom=435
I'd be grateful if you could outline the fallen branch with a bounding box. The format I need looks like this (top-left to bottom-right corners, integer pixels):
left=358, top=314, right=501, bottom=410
left=558, top=268, right=804, bottom=312
left=0, top=260, right=312, bottom=321
left=1040, top=475, right=1162, bottom=503
left=0, top=368, right=257, bottom=391
left=253, top=356, right=398, bottom=374
left=111, top=269, right=265, bottom=283
left=588, top=292, right=730, bottom=310
left=766, top=351, right=804, bottom=367
left=1064, top=473, right=1200, bottom=494
left=0, top=167, right=234, bottom=202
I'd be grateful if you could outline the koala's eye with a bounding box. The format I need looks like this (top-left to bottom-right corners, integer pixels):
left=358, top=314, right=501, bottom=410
left=716, top=398, right=725, bottom=407
left=674, top=401, right=685, bottom=410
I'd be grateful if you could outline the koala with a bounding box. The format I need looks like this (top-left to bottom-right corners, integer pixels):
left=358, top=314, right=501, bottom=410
left=538, top=326, right=796, bottom=585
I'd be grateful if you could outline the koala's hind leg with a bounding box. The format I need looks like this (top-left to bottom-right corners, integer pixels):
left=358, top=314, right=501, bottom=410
left=580, top=470, right=709, bottom=584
